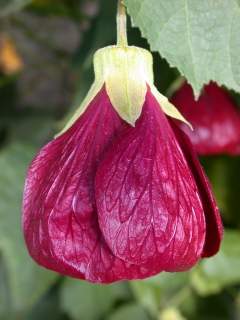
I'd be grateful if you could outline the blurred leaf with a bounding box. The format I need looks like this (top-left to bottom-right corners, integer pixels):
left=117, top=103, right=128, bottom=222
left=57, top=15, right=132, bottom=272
left=0, top=143, right=57, bottom=316
left=160, top=307, right=186, bottom=320
left=182, top=291, right=235, bottom=320
left=107, top=303, right=149, bottom=320
left=191, top=230, right=240, bottom=295
left=144, top=272, right=189, bottom=292
left=131, top=273, right=189, bottom=316
left=0, top=0, right=31, bottom=16
left=9, top=112, right=55, bottom=146
left=130, top=281, right=160, bottom=317
left=26, top=284, right=67, bottom=320
left=0, top=258, right=11, bottom=317
left=201, top=156, right=240, bottom=227
left=200, top=157, right=230, bottom=221
left=61, top=278, right=130, bottom=320
left=125, top=0, right=240, bottom=96
left=236, top=292, right=240, bottom=319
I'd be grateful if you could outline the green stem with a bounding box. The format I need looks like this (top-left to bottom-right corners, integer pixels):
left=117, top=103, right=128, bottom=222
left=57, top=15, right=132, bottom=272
left=117, top=0, right=128, bottom=46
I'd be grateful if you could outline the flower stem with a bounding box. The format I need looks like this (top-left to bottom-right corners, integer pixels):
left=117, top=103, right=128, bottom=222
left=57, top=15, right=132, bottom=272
left=117, top=0, right=128, bottom=47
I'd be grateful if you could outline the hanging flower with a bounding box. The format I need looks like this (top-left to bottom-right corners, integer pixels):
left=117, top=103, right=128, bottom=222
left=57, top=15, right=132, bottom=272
left=170, top=81, right=240, bottom=155
left=22, top=2, right=223, bottom=284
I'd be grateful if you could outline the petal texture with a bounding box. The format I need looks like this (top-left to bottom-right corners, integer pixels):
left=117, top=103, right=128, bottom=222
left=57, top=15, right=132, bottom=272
left=171, top=82, right=240, bottom=155
left=96, top=89, right=206, bottom=272
left=170, top=122, right=223, bottom=257
left=22, top=87, right=154, bottom=283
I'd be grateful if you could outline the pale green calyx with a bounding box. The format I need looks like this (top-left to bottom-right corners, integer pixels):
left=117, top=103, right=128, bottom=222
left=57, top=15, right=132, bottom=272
left=94, top=45, right=153, bottom=125
left=150, top=85, right=192, bottom=130
left=56, top=0, right=191, bottom=137
left=57, top=45, right=191, bottom=136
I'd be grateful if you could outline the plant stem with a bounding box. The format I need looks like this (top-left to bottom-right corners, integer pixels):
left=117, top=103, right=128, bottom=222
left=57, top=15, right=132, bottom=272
left=117, top=0, right=128, bottom=46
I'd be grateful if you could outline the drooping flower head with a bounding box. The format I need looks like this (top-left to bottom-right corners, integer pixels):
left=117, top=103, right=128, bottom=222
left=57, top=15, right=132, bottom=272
left=171, top=81, right=240, bottom=155
left=22, top=1, right=223, bottom=283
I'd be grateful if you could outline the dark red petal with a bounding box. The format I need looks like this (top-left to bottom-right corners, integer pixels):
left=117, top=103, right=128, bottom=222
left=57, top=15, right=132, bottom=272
left=22, top=86, right=154, bottom=283
left=170, top=122, right=223, bottom=257
left=95, top=89, right=206, bottom=272
left=170, top=82, right=240, bottom=155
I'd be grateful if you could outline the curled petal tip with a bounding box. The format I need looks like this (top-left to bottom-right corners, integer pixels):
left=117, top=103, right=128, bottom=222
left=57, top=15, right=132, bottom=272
left=151, top=85, right=193, bottom=129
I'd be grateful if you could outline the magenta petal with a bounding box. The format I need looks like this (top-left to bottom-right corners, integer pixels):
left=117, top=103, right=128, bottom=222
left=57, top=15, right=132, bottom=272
left=22, top=86, right=153, bottom=283
left=170, top=122, right=223, bottom=257
left=171, top=82, right=240, bottom=155
left=95, top=89, right=206, bottom=272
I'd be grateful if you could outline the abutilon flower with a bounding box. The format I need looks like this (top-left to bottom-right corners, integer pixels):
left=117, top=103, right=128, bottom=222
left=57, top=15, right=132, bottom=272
left=22, top=2, right=223, bottom=283
left=171, top=82, right=240, bottom=155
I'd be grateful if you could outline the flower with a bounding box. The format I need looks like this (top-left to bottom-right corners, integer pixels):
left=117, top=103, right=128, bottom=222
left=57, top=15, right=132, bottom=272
left=22, top=47, right=223, bottom=283
left=22, top=2, right=223, bottom=283
left=170, top=82, right=240, bottom=155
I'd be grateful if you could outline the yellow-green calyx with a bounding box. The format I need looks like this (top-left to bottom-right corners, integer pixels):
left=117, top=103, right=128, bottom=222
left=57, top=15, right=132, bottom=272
left=58, top=45, right=191, bottom=136
left=95, top=45, right=153, bottom=124
left=56, top=0, right=191, bottom=137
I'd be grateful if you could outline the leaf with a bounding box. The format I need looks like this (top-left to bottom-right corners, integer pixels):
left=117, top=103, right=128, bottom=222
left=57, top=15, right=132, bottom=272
left=107, top=304, right=149, bottom=320
left=130, top=281, right=160, bottom=317
left=130, top=273, right=189, bottom=316
left=200, top=157, right=229, bottom=220
left=160, top=307, right=186, bottom=320
left=0, top=259, right=11, bottom=318
left=0, top=143, right=57, bottom=315
left=60, top=278, right=130, bottom=320
left=144, top=271, right=189, bottom=289
left=10, top=113, right=55, bottom=146
left=181, top=291, right=235, bottom=320
left=124, top=0, right=240, bottom=96
left=26, top=287, right=65, bottom=320
left=201, top=156, right=240, bottom=227
left=191, top=230, right=240, bottom=295
left=0, top=0, right=31, bottom=17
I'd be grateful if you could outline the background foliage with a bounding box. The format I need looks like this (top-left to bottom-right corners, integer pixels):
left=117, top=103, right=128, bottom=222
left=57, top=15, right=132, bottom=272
left=0, top=0, right=240, bottom=319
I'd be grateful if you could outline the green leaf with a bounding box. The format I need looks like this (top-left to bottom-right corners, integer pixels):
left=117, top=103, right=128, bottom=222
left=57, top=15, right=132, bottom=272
left=0, top=259, right=11, bottom=318
left=107, top=304, right=149, bottom=320
left=124, top=0, right=240, bottom=96
left=130, top=281, right=160, bottom=317
left=60, top=278, right=130, bottom=320
left=200, top=157, right=230, bottom=220
left=160, top=307, right=186, bottom=320
left=0, top=143, right=57, bottom=315
left=200, top=156, right=240, bottom=226
left=131, top=272, right=189, bottom=315
left=0, top=0, right=31, bottom=16
left=26, top=286, right=65, bottom=320
left=144, top=270, right=189, bottom=292
left=181, top=290, right=235, bottom=320
left=191, top=230, right=240, bottom=295
left=9, top=113, right=56, bottom=146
